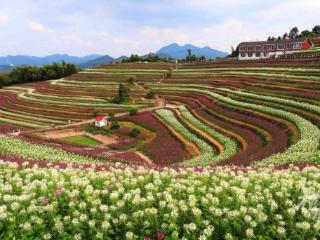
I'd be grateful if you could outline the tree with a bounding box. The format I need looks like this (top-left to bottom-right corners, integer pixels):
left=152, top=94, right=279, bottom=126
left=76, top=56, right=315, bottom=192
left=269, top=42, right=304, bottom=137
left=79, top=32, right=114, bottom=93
left=267, top=36, right=277, bottom=41
left=312, top=25, right=320, bottom=35
left=289, top=27, right=299, bottom=39
left=9, top=62, right=78, bottom=85
left=187, top=49, right=192, bottom=58
left=301, top=30, right=313, bottom=38
left=115, top=83, right=130, bottom=103
left=229, top=46, right=239, bottom=58
left=199, top=55, right=206, bottom=62
left=282, top=33, right=288, bottom=39
left=146, top=90, right=156, bottom=99
left=129, top=128, right=140, bottom=138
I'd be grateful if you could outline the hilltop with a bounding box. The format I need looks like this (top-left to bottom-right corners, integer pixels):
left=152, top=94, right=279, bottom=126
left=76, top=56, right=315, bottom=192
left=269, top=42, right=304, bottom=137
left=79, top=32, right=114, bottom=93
left=0, top=54, right=103, bottom=68
left=156, top=43, right=228, bottom=59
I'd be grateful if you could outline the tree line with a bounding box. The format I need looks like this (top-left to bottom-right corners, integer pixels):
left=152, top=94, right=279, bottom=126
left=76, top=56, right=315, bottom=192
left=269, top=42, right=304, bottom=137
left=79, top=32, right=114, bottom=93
left=0, top=62, right=78, bottom=88
left=178, top=49, right=206, bottom=63
left=267, top=25, right=320, bottom=41
left=121, top=53, right=174, bottom=63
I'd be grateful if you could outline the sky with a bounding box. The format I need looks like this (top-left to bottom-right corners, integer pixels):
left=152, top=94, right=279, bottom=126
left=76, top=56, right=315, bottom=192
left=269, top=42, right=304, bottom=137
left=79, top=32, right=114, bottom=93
left=0, top=0, right=319, bottom=57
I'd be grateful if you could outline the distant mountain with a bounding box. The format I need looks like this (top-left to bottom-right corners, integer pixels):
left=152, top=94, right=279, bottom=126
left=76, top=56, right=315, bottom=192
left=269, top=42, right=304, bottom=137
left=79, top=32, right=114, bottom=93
left=0, top=65, right=13, bottom=72
left=0, top=43, right=228, bottom=70
left=156, top=43, right=228, bottom=59
left=0, top=54, right=103, bottom=67
left=78, top=55, right=114, bottom=69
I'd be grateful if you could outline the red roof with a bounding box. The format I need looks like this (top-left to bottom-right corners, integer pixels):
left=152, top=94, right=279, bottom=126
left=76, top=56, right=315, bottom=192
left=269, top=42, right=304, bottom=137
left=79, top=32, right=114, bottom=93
left=95, top=116, right=104, bottom=121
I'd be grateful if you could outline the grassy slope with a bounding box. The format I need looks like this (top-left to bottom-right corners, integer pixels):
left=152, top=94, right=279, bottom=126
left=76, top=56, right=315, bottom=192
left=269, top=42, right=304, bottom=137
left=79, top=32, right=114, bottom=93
left=60, top=135, right=102, bottom=146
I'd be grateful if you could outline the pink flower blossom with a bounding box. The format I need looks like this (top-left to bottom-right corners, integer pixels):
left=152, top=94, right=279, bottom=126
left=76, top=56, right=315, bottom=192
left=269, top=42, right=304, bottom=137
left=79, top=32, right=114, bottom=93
left=40, top=197, right=49, bottom=205
left=144, top=237, right=151, bottom=240
left=54, top=188, right=63, bottom=196
left=156, top=231, right=165, bottom=240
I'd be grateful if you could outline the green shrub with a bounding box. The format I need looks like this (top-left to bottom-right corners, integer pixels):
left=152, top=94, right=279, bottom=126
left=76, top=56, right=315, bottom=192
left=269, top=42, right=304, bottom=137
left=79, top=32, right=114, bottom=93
left=93, top=109, right=102, bottom=117
left=110, top=122, right=120, bottom=130
left=146, top=90, right=156, bottom=99
left=101, top=128, right=110, bottom=136
left=129, top=108, right=138, bottom=115
left=127, top=77, right=136, bottom=84
left=108, top=112, right=116, bottom=122
left=84, top=125, right=99, bottom=135
left=128, top=128, right=141, bottom=138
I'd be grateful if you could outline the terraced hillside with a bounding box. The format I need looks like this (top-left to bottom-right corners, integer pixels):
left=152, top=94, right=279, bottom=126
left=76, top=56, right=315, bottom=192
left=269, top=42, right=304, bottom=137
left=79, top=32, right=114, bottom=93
left=0, top=63, right=169, bottom=128
left=1, top=60, right=320, bottom=240
left=1, top=60, right=320, bottom=167
left=141, top=60, right=320, bottom=166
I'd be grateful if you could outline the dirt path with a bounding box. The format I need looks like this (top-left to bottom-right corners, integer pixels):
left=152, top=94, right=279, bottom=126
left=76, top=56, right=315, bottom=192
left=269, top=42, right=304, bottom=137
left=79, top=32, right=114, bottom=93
left=22, top=100, right=164, bottom=135
left=133, top=150, right=154, bottom=166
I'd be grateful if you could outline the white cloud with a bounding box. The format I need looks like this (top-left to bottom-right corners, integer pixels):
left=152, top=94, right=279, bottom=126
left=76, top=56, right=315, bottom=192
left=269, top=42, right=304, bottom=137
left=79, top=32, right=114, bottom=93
left=137, top=21, right=248, bottom=53
left=1, top=0, right=319, bottom=56
left=28, top=21, right=46, bottom=32
left=257, top=0, right=320, bottom=21
left=138, top=26, right=189, bottom=44
left=201, top=20, right=250, bottom=50
left=185, top=0, right=250, bottom=8
left=0, top=11, right=8, bottom=25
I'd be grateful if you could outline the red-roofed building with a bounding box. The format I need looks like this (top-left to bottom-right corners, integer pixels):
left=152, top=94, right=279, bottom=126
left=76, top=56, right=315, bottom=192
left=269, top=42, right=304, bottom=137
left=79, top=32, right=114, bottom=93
left=95, top=116, right=107, bottom=127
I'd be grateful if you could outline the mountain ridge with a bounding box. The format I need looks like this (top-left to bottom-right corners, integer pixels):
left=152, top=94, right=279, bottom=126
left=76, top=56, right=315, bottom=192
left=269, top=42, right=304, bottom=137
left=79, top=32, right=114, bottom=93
left=0, top=54, right=103, bottom=67
left=0, top=43, right=228, bottom=70
left=156, top=43, right=228, bottom=59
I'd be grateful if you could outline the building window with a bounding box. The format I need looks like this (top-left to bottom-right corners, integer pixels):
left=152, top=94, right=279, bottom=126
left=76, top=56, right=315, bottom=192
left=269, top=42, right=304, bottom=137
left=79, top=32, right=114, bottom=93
left=277, top=44, right=285, bottom=50
left=256, top=45, right=262, bottom=51
left=287, top=43, right=293, bottom=50
left=240, top=53, right=246, bottom=57
left=264, top=52, right=268, bottom=57
left=293, top=43, right=302, bottom=49
left=248, top=53, right=253, bottom=57
left=256, top=52, right=261, bottom=57
left=240, top=47, right=246, bottom=51
left=248, top=46, right=254, bottom=51
left=271, top=45, right=277, bottom=50
left=263, top=45, right=270, bottom=51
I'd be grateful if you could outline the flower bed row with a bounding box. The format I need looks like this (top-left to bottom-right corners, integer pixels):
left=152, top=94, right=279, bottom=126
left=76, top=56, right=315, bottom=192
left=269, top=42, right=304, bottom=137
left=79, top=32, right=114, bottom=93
left=0, top=117, right=47, bottom=129
left=0, top=135, right=100, bottom=164
left=0, top=161, right=319, bottom=239
left=157, top=92, right=289, bottom=165
left=118, top=112, right=189, bottom=165
left=155, top=109, right=216, bottom=166
left=218, top=88, right=320, bottom=116
left=184, top=87, right=320, bottom=165
left=152, top=84, right=320, bottom=165
left=177, top=105, right=238, bottom=165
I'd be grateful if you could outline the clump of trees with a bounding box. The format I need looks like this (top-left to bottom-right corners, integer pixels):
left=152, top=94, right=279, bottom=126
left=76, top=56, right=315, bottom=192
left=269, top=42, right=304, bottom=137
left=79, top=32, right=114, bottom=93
left=267, top=25, right=320, bottom=41
left=178, top=49, right=206, bottom=63
left=0, top=73, right=11, bottom=88
left=121, top=53, right=174, bottom=63
left=228, top=46, right=239, bottom=58
left=112, top=83, right=131, bottom=103
left=0, top=62, right=78, bottom=88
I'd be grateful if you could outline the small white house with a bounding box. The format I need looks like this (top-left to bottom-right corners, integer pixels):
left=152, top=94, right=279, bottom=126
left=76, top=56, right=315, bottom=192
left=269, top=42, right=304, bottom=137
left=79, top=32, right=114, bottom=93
left=95, top=116, right=107, bottom=127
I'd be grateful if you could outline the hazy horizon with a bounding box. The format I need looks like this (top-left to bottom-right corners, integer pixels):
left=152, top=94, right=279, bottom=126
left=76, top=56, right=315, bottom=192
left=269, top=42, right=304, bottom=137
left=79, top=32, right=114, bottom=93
left=0, top=0, right=319, bottom=57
